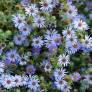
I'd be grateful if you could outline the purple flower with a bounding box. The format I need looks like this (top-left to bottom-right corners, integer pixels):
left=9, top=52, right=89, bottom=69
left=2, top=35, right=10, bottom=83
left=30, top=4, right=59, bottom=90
left=32, top=47, right=41, bottom=56
left=48, top=44, right=58, bottom=54
left=26, top=65, right=36, bottom=75
left=67, top=0, right=72, bottom=4
left=71, top=72, right=81, bottom=82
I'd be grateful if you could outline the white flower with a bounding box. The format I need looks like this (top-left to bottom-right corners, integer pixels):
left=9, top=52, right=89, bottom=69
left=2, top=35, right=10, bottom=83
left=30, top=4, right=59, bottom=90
left=81, top=35, right=92, bottom=48
left=1, top=75, right=15, bottom=89
left=58, top=54, right=70, bottom=67
left=12, top=14, right=26, bottom=29
left=25, top=4, right=38, bottom=17
left=62, top=26, right=75, bottom=39
left=27, top=75, right=40, bottom=91
left=66, top=4, right=77, bottom=19
left=44, top=62, right=52, bottom=72
left=40, top=0, right=53, bottom=12
left=13, top=75, right=23, bottom=87
left=73, top=19, right=88, bottom=30
left=84, top=74, right=92, bottom=85
left=33, top=16, right=45, bottom=28
left=32, top=36, right=44, bottom=48
left=19, top=24, right=32, bottom=36
left=54, top=68, right=67, bottom=80
left=22, top=75, right=28, bottom=86
left=63, top=84, right=71, bottom=92
left=54, top=79, right=68, bottom=91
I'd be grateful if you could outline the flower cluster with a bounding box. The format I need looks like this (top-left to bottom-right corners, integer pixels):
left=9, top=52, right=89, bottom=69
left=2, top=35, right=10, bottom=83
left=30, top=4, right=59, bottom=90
left=0, top=0, right=92, bottom=92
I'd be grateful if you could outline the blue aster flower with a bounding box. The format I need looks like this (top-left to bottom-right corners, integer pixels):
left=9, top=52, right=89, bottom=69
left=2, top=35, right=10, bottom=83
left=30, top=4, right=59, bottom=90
left=19, top=24, right=32, bottom=36
left=44, top=30, right=61, bottom=50
left=65, top=36, right=81, bottom=54
left=32, top=36, right=44, bottom=48
left=27, top=75, right=40, bottom=91
left=12, top=14, right=26, bottom=29
left=13, top=34, right=26, bottom=45
left=5, top=49, right=21, bottom=64
left=41, top=60, right=52, bottom=72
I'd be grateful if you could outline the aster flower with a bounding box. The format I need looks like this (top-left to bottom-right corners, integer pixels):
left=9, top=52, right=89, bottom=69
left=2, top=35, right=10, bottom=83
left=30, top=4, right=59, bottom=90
left=62, top=84, right=71, bottom=92
left=66, top=4, right=78, bottom=19
left=44, top=30, right=61, bottom=49
left=71, top=72, right=81, bottom=82
left=25, top=4, right=38, bottom=17
left=27, top=75, right=40, bottom=91
left=54, top=68, right=67, bottom=80
left=22, top=75, right=29, bottom=86
left=65, top=36, right=80, bottom=54
left=13, top=34, right=26, bottom=45
left=66, top=42, right=80, bottom=54
left=58, top=54, right=70, bottom=67
left=19, top=52, right=31, bottom=65
left=12, top=14, right=26, bottom=29
left=32, top=47, right=41, bottom=56
left=51, top=31, right=62, bottom=46
left=75, top=14, right=87, bottom=21
left=33, top=16, right=45, bottom=28
left=73, top=19, right=88, bottom=31
left=13, top=75, right=23, bottom=87
left=26, top=65, right=36, bottom=75
left=54, top=79, right=68, bottom=91
left=81, top=35, right=92, bottom=49
left=62, top=26, right=76, bottom=39
left=5, top=49, right=21, bottom=64
left=48, top=44, right=58, bottom=53
left=40, top=0, right=53, bottom=13
left=32, top=36, right=44, bottom=48
left=41, top=60, right=52, bottom=72
left=1, top=75, right=15, bottom=89
left=84, top=74, right=92, bottom=85
left=19, top=24, right=32, bottom=36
